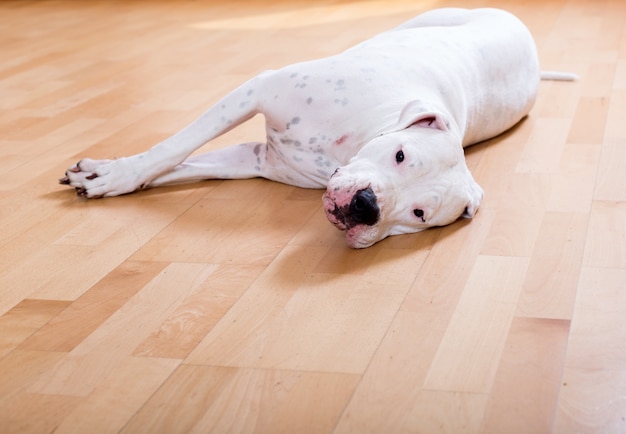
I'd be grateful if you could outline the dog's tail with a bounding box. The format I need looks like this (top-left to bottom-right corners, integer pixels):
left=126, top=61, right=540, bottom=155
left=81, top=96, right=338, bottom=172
left=541, top=71, right=579, bottom=81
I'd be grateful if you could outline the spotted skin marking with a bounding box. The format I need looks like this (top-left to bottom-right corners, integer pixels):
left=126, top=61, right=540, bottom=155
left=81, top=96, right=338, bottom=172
left=335, top=134, right=349, bottom=145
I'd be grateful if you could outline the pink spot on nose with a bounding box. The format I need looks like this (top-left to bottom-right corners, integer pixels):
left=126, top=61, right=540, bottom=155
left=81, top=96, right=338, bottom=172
left=335, top=134, right=349, bottom=145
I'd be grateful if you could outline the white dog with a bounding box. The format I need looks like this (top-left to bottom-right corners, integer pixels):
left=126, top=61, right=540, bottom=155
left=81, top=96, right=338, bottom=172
left=60, top=8, right=574, bottom=248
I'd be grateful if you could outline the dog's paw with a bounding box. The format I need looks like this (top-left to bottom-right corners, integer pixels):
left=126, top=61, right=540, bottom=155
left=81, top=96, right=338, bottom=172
left=60, top=158, right=144, bottom=198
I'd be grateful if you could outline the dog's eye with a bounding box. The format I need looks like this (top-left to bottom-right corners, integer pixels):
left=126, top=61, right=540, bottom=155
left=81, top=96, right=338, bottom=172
left=413, top=209, right=425, bottom=221
left=395, top=150, right=405, bottom=164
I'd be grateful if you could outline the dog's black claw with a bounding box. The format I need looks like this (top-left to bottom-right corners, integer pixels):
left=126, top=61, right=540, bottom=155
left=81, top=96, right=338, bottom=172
left=59, top=176, right=70, bottom=185
left=75, top=187, right=88, bottom=197
left=86, top=173, right=98, bottom=180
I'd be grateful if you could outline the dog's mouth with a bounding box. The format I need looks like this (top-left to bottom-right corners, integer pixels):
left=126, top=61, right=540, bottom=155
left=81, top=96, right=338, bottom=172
left=323, top=187, right=379, bottom=230
left=323, top=195, right=351, bottom=231
left=322, top=185, right=383, bottom=249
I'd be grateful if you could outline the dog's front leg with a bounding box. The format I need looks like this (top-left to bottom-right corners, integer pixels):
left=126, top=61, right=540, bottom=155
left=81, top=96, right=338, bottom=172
left=148, top=141, right=268, bottom=187
left=60, top=75, right=265, bottom=198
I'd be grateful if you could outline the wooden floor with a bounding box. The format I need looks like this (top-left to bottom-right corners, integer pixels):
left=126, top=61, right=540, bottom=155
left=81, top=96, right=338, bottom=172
left=1, top=0, right=625, bottom=432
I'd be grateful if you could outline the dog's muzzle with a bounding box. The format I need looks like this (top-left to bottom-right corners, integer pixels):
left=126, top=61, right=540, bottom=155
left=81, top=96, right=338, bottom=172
left=324, top=187, right=380, bottom=230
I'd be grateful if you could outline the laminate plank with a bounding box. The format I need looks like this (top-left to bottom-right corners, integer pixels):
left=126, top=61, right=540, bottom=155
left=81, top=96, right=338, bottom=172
left=286, top=206, right=349, bottom=247
left=547, top=143, right=601, bottom=213
left=567, top=97, right=610, bottom=145
left=580, top=62, right=617, bottom=98
left=0, top=350, right=67, bottom=407
left=30, top=263, right=221, bottom=396
left=18, top=218, right=172, bottom=302
left=339, top=387, right=488, bottom=434
left=401, top=208, right=496, bottom=314
left=516, top=211, right=588, bottom=320
left=534, top=80, right=582, bottom=118
left=480, top=317, right=570, bottom=433
left=185, top=245, right=428, bottom=373
left=480, top=193, right=545, bottom=257
left=19, top=261, right=168, bottom=352
left=583, top=200, right=626, bottom=268
left=614, top=61, right=626, bottom=90
left=556, top=368, right=626, bottom=434
left=130, top=181, right=319, bottom=266
left=555, top=267, right=626, bottom=432
left=0, top=299, right=70, bottom=358
left=595, top=90, right=626, bottom=201
left=0, top=196, right=191, bottom=314
left=123, top=365, right=360, bottom=434
left=28, top=81, right=125, bottom=119
left=55, top=356, right=180, bottom=434
left=334, top=310, right=450, bottom=433
left=516, top=118, right=571, bottom=173
left=594, top=143, right=626, bottom=202
left=0, top=393, right=80, bottom=434
left=423, top=255, right=529, bottom=393
left=469, top=135, right=528, bottom=210
left=133, top=264, right=264, bottom=359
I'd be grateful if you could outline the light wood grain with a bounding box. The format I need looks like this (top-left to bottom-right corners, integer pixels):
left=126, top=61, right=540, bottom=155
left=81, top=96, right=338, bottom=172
left=1, top=0, right=625, bottom=432
left=0, top=299, right=70, bottom=358
left=481, top=317, right=570, bottom=433
left=554, top=267, right=626, bottom=433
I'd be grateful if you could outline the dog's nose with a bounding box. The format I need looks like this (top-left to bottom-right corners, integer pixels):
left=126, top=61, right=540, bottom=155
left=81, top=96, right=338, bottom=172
left=348, top=187, right=379, bottom=226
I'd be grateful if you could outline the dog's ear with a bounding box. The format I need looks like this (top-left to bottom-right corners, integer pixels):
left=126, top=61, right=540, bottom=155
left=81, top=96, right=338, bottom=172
left=396, top=100, right=449, bottom=132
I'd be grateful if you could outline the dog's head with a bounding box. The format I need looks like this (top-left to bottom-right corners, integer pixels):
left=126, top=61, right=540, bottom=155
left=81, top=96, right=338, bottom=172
left=323, top=101, right=484, bottom=248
